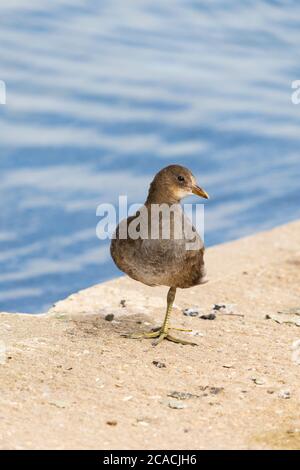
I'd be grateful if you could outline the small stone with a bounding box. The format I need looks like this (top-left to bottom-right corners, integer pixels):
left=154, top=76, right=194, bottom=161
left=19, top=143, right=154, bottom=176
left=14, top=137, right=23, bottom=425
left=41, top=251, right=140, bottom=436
left=49, top=400, right=67, bottom=409
left=200, top=313, right=216, bottom=320
left=222, top=364, right=233, bottom=369
left=183, top=308, right=200, bottom=317
left=213, top=304, right=238, bottom=315
left=106, top=420, right=117, bottom=426
left=137, top=420, right=149, bottom=426
left=278, top=389, right=291, bottom=399
left=122, top=396, right=133, bottom=402
left=168, top=400, right=186, bottom=409
left=168, top=391, right=198, bottom=400
left=120, top=299, right=126, bottom=308
left=209, top=387, right=224, bottom=395
left=213, top=304, right=226, bottom=311
left=152, top=361, right=166, bottom=368
left=105, top=313, right=114, bottom=322
left=251, top=377, right=265, bottom=385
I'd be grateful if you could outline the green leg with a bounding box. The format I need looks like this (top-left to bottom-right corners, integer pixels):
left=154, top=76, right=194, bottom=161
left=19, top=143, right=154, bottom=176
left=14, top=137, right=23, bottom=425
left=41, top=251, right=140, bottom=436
left=125, top=287, right=197, bottom=347
left=149, top=286, right=175, bottom=346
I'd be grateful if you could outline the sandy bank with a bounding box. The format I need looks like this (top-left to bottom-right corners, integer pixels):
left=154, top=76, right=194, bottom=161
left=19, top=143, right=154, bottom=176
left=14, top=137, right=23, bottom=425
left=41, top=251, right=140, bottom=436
left=0, top=221, right=300, bottom=449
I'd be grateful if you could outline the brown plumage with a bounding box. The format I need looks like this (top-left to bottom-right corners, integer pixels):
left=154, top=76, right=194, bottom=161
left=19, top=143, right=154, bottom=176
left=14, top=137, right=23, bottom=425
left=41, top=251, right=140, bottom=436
left=111, top=164, right=209, bottom=346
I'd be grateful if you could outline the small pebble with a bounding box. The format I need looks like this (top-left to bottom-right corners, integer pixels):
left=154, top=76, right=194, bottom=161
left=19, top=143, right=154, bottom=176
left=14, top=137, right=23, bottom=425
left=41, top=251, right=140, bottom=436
left=213, top=304, right=237, bottom=315
left=200, top=313, right=216, bottom=320
left=209, top=387, right=224, bottom=395
left=152, top=360, right=166, bottom=368
left=120, top=299, right=126, bottom=308
left=122, top=396, right=133, bottom=402
left=183, top=308, right=200, bottom=317
left=251, top=377, right=265, bottom=385
left=106, top=420, right=117, bottom=426
left=105, top=313, right=114, bottom=322
left=213, top=304, right=226, bottom=311
left=168, top=391, right=198, bottom=400
left=278, top=389, right=291, bottom=399
left=49, top=400, right=67, bottom=409
left=168, top=400, right=186, bottom=409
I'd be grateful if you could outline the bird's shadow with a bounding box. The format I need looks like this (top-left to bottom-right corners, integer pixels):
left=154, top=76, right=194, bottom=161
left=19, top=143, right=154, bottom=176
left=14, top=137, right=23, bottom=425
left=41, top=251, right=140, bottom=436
left=66, top=311, right=158, bottom=340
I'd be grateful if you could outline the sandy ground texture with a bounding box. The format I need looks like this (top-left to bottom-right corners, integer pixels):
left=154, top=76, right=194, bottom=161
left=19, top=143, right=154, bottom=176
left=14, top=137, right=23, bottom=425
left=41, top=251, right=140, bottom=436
left=0, top=220, right=300, bottom=450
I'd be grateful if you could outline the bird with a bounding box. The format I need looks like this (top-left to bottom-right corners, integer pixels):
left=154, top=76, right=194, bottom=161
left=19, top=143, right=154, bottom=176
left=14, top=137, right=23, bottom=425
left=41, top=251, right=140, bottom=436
left=110, top=164, right=209, bottom=346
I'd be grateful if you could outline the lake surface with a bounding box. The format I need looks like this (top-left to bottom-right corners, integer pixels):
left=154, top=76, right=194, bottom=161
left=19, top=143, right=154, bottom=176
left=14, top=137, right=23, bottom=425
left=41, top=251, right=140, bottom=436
left=0, top=0, right=300, bottom=313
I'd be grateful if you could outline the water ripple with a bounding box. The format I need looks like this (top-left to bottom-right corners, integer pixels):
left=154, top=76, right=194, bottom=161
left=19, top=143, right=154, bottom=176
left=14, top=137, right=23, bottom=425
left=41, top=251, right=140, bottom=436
left=0, top=0, right=300, bottom=312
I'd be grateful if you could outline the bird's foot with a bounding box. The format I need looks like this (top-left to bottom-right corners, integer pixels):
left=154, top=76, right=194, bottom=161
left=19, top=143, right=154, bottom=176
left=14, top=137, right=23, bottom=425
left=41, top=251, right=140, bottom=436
left=170, top=327, right=193, bottom=332
left=124, top=326, right=197, bottom=347
left=162, top=333, right=198, bottom=347
left=125, top=329, right=162, bottom=340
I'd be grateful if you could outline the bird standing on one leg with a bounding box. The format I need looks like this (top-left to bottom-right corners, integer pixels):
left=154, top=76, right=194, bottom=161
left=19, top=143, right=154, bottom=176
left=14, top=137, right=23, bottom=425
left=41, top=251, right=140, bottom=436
left=110, top=164, right=209, bottom=346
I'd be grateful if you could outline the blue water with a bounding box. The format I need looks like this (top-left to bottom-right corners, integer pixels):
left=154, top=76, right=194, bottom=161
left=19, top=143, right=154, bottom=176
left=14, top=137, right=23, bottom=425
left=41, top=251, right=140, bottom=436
left=0, top=1, right=300, bottom=313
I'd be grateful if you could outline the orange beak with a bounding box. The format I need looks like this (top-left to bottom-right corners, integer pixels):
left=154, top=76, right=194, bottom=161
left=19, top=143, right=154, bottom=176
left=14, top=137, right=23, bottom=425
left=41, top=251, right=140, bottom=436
left=192, top=184, right=209, bottom=199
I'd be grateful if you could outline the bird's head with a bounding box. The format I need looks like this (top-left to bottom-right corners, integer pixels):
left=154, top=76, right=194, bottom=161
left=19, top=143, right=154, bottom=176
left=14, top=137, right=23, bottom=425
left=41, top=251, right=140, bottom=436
left=147, top=164, right=209, bottom=204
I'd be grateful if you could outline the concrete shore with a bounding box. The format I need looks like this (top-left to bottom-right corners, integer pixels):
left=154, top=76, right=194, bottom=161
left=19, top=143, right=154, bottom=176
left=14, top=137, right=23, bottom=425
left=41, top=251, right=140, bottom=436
left=1, top=220, right=300, bottom=449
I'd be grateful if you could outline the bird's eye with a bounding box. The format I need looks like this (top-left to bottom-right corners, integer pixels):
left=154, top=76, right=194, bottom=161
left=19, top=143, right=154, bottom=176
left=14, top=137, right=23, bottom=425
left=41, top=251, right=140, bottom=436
left=178, top=175, right=185, bottom=182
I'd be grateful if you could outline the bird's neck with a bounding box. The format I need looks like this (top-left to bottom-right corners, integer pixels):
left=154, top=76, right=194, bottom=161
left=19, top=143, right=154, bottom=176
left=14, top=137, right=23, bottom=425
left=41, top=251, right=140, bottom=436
left=145, top=185, right=181, bottom=206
